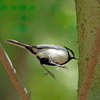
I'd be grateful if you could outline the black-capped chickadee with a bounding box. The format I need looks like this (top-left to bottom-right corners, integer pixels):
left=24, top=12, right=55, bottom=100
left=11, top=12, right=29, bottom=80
left=5, top=39, right=77, bottom=78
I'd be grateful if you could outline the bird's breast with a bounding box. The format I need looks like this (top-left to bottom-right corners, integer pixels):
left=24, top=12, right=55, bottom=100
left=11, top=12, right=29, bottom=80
left=37, top=49, right=68, bottom=64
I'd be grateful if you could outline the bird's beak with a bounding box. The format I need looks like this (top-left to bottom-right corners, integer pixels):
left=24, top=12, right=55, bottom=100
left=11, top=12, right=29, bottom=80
left=73, top=57, right=78, bottom=60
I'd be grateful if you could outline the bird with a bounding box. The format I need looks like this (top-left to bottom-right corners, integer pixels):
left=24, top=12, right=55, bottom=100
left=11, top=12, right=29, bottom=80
left=5, top=39, right=77, bottom=78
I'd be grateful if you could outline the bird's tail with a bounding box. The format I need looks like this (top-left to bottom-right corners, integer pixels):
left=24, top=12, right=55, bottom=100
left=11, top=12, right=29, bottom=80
left=5, top=39, right=30, bottom=49
left=5, top=39, right=36, bottom=55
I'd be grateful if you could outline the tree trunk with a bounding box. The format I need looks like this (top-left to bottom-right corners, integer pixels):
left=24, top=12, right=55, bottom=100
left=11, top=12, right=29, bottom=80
left=75, top=0, right=100, bottom=100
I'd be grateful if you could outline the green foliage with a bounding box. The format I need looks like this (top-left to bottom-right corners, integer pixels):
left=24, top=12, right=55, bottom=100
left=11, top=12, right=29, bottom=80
left=0, top=0, right=78, bottom=100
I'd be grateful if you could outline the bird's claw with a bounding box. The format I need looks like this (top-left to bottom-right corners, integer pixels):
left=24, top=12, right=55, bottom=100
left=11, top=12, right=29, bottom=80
left=43, top=71, right=56, bottom=79
left=61, top=65, right=69, bottom=70
left=56, top=65, right=69, bottom=71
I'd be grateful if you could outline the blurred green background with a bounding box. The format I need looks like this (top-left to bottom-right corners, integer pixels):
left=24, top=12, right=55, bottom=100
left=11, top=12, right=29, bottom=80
left=0, top=0, right=78, bottom=100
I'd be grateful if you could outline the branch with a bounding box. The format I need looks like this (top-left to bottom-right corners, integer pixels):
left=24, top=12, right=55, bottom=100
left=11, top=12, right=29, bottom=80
left=78, top=24, right=100, bottom=100
left=0, top=42, right=32, bottom=100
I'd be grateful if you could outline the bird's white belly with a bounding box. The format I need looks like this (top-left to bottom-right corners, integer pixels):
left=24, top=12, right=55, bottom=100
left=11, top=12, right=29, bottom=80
left=37, top=49, right=68, bottom=64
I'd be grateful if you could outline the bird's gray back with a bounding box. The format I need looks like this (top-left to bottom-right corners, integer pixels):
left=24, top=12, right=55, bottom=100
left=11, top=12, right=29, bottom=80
left=32, top=44, right=67, bottom=51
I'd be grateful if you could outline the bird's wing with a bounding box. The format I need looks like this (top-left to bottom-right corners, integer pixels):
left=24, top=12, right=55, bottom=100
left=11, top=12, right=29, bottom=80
left=32, top=44, right=67, bottom=51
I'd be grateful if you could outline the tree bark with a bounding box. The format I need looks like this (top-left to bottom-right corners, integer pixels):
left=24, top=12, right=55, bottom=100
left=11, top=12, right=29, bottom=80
left=0, top=42, right=32, bottom=100
left=75, top=0, right=100, bottom=100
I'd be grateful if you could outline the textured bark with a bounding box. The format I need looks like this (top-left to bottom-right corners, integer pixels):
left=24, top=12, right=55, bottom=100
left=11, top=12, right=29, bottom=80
left=75, top=0, right=100, bottom=100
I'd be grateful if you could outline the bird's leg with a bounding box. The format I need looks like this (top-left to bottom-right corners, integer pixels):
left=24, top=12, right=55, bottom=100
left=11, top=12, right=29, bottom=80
left=40, top=63, right=55, bottom=79
left=49, top=59, right=68, bottom=71
left=56, top=67, right=60, bottom=71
